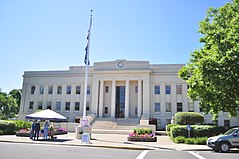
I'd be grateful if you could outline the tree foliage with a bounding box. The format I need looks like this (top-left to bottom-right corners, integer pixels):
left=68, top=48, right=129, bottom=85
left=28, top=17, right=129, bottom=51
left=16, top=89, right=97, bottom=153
left=179, top=0, right=239, bottom=120
left=0, top=89, right=21, bottom=119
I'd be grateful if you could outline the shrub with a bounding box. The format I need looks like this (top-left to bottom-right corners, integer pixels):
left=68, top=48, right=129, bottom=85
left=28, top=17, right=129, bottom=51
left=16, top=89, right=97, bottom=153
left=166, top=124, right=178, bottom=136
left=0, top=120, right=31, bottom=135
left=173, top=136, right=207, bottom=145
left=0, top=120, right=17, bottom=135
left=174, top=112, right=204, bottom=125
left=170, top=125, right=226, bottom=138
left=13, top=120, right=31, bottom=130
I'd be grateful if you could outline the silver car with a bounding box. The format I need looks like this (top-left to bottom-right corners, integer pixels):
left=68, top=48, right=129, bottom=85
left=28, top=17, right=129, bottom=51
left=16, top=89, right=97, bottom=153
left=207, top=127, right=239, bottom=152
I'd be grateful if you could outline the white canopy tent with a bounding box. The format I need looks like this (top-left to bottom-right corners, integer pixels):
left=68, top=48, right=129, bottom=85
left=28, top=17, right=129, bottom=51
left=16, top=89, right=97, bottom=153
left=25, top=109, right=67, bottom=122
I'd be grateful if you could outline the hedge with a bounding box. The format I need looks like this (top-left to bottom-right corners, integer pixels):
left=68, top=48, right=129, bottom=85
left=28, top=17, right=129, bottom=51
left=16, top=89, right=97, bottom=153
left=0, top=120, right=31, bottom=135
left=174, top=112, right=204, bottom=125
left=170, top=125, right=226, bottom=138
left=173, top=136, right=207, bottom=145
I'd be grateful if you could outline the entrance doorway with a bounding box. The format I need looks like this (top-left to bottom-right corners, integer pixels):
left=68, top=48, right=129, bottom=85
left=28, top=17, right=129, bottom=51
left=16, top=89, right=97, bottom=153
left=115, top=86, right=125, bottom=118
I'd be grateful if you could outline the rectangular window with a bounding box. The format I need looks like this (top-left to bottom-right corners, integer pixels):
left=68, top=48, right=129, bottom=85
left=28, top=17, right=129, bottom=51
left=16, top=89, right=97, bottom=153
left=135, top=107, right=138, bottom=115
left=188, top=102, right=194, bottom=112
left=66, top=86, right=71, bottom=94
left=86, top=102, right=90, bottom=111
left=48, top=85, right=53, bottom=94
left=29, top=101, right=34, bottom=110
left=166, top=102, right=172, bottom=112
left=104, top=107, right=108, bottom=114
left=105, top=86, right=109, bottom=93
left=57, top=86, right=62, bottom=94
left=166, top=119, right=171, bottom=125
left=39, top=85, right=44, bottom=94
left=76, top=86, right=81, bottom=94
left=75, top=102, right=80, bottom=111
left=87, top=86, right=90, bottom=94
left=38, top=101, right=43, bottom=110
left=154, top=103, right=160, bottom=112
left=47, top=101, right=52, bottom=110
left=65, top=102, right=70, bottom=111
left=177, top=102, right=183, bottom=112
left=135, top=86, right=138, bottom=93
left=56, top=102, right=61, bottom=111
left=165, top=85, right=171, bottom=94
left=224, top=120, right=230, bottom=127
left=31, top=86, right=35, bottom=94
left=176, top=84, right=182, bottom=94
left=154, top=85, right=160, bottom=94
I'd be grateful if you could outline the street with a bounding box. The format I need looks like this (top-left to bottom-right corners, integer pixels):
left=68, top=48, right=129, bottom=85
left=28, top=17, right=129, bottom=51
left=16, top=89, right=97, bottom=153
left=0, top=142, right=238, bottom=159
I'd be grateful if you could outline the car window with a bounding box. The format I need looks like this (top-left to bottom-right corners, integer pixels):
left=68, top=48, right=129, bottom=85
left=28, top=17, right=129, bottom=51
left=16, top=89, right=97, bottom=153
left=224, top=128, right=237, bottom=135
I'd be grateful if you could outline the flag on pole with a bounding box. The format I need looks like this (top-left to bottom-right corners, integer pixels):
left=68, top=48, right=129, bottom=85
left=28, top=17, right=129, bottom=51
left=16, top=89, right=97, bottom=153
left=84, top=10, right=93, bottom=66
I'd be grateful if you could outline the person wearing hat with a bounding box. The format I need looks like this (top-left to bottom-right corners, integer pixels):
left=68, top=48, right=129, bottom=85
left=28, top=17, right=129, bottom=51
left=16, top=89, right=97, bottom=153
left=34, top=120, right=40, bottom=140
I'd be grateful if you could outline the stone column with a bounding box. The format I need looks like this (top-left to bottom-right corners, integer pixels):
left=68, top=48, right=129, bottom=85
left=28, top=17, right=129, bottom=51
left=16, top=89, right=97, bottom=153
left=125, top=80, right=130, bottom=118
left=142, top=78, right=150, bottom=117
left=99, top=80, right=104, bottom=117
left=111, top=80, right=116, bottom=118
left=137, top=80, right=142, bottom=118
left=91, top=80, right=99, bottom=116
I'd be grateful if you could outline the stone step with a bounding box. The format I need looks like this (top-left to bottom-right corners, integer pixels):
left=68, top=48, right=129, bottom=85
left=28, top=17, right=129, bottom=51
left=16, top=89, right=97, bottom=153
left=92, top=129, right=132, bottom=135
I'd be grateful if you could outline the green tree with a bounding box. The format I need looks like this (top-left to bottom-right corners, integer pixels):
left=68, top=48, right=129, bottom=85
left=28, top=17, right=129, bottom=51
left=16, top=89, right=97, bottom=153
left=179, top=0, right=239, bottom=120
left=0, top=89, right=19, bottom=119
left=9, top=89, right=22, bottom=107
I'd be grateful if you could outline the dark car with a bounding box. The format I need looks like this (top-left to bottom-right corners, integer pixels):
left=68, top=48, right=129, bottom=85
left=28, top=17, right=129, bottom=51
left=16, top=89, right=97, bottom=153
left=207, top=127, right=239, bottom=152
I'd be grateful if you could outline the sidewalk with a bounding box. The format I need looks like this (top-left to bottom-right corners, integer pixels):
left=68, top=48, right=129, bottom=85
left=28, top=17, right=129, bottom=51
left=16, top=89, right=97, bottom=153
left=0, top=132, right=211, bottom=151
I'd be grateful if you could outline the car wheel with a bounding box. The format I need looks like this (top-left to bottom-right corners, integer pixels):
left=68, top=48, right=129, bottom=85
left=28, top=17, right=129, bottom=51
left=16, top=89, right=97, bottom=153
left=219, top=142, right=230, bottom=153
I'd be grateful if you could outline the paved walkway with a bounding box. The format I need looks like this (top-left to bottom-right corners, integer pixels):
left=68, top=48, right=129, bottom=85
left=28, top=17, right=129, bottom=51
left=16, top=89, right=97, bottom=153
left=0, top=132, right=211, bottom=151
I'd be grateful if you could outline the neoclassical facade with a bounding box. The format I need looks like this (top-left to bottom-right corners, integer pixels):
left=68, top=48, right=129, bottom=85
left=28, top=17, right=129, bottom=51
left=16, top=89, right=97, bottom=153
left=18, top=60, right=239, bottom=129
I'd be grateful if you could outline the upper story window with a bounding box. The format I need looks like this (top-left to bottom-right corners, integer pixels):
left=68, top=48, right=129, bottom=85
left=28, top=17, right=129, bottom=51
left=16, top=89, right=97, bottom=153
left=135, top=86, right=138, bottom=93
left=165, top=85, right=171, bottom=94
left=48, top=85, right=53, bottom=94
left=87, top=86, right=90, bottom=94
left=57, top=86, right=62, bottom=94
left=29, top=101, right=34, bottom=110
left=76, top=86, right=81, bottom=94
left=154, top=85, right=160, bottom=94
left=188, top=102, right=194, bottom=112
left=47, top=101, right=52, bottom=110
left=154, top=102, right=160, bottom=112
left=177, top=102, right=183, bottom=112
left=176, top=84, right=182, bottom=94
left=31, top=86, right=36, bottom=94
left=66, top=86, right=71, bottom=94
left=105, top=86, right=109, bottom=93
left=75, top=102, right=80, bottom=111
left=39, top=85, right=44, bottom=94
left=38, top=101, right=43, bottom=110
left=65, top=102, right=70, bottom=111
left=166, top=102, right=172, bottom=112
left=56, top=102, right=61, bottom=111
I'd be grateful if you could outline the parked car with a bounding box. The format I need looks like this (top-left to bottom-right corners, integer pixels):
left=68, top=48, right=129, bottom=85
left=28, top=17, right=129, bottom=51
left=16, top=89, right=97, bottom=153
left=207, top=127, right=239, bottom=152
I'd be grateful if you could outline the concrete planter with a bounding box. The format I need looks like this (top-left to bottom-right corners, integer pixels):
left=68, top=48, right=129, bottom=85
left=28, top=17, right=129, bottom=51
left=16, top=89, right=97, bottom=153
left=127, top=136, right=157, bottom=142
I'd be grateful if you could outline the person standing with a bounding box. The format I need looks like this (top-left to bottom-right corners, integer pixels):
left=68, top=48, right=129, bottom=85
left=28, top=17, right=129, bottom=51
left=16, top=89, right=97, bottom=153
left=34, top=120, right=40, bottom=140
left=30, top=120, right=36, bottom=139
left=43, top=120, right=49, bottom=140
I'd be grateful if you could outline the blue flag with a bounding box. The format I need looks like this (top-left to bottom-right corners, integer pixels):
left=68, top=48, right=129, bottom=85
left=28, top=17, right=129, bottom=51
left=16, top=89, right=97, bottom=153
left=84, top=11, right=92, bottom=66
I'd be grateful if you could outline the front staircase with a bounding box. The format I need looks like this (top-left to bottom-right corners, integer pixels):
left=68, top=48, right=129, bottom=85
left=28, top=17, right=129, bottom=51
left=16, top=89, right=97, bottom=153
left=91, top=118, right=140, bottom=134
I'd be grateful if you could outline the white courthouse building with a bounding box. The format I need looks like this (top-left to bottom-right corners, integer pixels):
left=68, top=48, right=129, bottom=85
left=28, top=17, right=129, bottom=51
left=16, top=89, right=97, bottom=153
left=18, top=60, right=239, bottom=129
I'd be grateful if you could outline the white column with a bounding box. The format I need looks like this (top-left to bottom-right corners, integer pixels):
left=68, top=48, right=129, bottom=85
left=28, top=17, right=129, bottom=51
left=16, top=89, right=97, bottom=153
left=137, top=80, right=142, bottom=118
left=91, top=80, right=99, bottom=116
left=99, top=80, right=104, bottom=117
left=111, top=80, right=116, bottom=118
left=142, top=79, right=150, bottom=117
left=125, top=80, right=130, bottom=118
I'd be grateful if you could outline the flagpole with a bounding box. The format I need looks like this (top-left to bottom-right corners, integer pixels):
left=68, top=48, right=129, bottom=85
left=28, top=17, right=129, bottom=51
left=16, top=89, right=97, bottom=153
left=83, top=10, right=93, bottom=123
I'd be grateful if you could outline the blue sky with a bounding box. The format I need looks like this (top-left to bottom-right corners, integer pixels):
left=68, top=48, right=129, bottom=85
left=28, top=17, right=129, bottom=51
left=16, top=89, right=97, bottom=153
left=0, top=0, right=231, bottom=93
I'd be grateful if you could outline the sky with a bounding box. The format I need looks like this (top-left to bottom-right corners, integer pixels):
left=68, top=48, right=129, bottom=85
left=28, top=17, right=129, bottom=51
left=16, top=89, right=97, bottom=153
left=0, top=0, right=231, bottom=93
